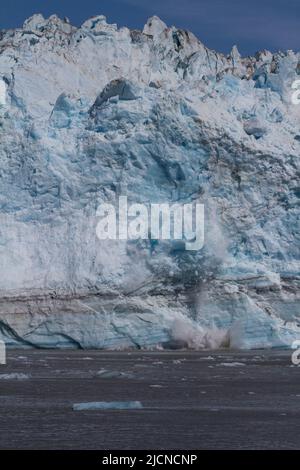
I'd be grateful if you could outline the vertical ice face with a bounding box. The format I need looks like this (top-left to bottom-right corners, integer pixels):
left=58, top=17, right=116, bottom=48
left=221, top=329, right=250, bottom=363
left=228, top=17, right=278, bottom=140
left=0, top=15, right=299, bottom=349
left=0, top=79, right=6, bottom=106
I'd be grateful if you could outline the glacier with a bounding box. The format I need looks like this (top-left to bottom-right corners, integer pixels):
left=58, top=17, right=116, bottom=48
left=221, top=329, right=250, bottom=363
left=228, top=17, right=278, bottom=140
left=0, top=14, right=299, bottom=349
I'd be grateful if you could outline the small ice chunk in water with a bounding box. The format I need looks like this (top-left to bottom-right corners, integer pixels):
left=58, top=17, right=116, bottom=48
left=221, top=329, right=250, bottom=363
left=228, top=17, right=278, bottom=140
left=95, top=369, right=134, bottom=379
left=73, top=401, right=143, bottom=411
left=0, top=373, right=30, bottom=380
left=199, top=356, right=215, bottom=361
left=218, top=362, right=245, bottom=367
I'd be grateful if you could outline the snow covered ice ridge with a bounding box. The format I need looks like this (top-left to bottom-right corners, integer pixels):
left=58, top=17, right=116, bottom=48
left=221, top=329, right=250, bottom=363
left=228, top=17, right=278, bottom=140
left=0, top=14, right=299, bottom=349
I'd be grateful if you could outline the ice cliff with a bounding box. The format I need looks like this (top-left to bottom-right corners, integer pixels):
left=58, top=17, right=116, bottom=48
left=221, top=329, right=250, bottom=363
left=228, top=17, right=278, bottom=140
left=0, top=14, right=299, bottom=349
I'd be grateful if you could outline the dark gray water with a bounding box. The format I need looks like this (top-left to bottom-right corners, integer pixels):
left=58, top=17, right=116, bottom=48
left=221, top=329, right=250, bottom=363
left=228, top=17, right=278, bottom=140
left=0, top=350, right=299, bottom=449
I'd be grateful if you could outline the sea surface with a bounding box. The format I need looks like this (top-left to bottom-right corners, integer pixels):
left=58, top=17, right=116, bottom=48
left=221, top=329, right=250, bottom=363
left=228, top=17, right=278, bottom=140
left=0, top=349, right=299, bottom=449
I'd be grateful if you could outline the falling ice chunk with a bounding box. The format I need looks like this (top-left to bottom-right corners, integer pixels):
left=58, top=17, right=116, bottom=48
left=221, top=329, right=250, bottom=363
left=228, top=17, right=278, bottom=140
left=73, top=401, right=143, bottom=411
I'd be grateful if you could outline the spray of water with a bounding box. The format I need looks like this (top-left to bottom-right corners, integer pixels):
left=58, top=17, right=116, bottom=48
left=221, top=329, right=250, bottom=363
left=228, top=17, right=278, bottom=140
left=169, top=312, right=228, bottom=349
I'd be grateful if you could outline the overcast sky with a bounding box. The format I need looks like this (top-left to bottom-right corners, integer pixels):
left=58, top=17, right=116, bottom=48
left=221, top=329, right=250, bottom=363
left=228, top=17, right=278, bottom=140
left=0, top=0, right=299, bottom=56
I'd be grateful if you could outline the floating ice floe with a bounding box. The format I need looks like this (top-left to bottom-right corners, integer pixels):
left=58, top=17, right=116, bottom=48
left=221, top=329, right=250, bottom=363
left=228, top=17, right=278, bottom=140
left=73, top=401, right=143, bottom=411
